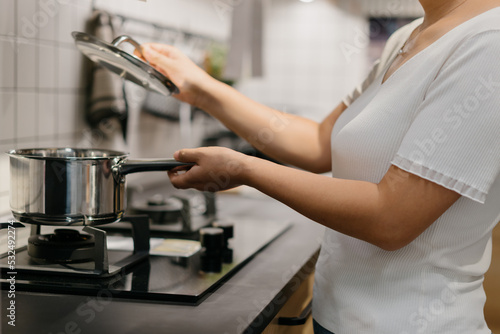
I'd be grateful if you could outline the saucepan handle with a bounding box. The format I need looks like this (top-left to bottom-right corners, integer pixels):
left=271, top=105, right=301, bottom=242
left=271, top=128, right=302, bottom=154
left=115, top=159, right=194, bottom=176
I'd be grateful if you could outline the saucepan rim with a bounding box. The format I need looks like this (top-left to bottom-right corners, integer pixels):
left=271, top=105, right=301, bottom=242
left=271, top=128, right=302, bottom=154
left=7, top=148, right=129, bottom=161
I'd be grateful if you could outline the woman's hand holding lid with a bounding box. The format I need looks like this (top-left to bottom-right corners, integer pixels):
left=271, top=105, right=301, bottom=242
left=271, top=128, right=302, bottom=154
left=135, top=43, right=217, bottom=108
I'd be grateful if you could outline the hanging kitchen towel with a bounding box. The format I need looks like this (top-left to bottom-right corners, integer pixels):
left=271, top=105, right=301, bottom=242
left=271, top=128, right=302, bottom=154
left=85, top=10, right=128, bottom=143
left=224, top=0, right=264, bottom=80
left=142, top=91, right=182, bottom=122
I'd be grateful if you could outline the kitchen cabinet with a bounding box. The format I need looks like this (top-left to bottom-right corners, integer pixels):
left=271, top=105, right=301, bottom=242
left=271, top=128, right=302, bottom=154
left=263, top=271, right=315, bottom=334
left=484, top=222, right=500, bottom=332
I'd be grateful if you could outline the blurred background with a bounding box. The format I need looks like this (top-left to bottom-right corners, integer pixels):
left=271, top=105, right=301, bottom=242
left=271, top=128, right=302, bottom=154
left=0, top=0, right=497, bottom=330
left=0, top=0, right=425, bottom=204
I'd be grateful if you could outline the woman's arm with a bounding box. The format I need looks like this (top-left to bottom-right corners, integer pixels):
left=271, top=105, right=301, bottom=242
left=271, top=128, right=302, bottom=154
left=196, top=79, right=346, bottom=173
left=141, top=44, right=346, bottom=173
left=169, top=147, right=461, bottom=251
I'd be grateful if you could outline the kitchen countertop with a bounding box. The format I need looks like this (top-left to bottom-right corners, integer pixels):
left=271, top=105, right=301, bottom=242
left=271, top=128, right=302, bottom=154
left=1, top=190, right=324, bottom=334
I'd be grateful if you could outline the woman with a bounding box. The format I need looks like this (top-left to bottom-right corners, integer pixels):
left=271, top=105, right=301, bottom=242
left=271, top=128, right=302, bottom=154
left=139, top=0, right=500, bottom=332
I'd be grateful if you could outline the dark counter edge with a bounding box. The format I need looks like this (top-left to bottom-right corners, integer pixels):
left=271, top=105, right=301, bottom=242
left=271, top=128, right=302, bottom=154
left=244, top=249, right=319, bottom=334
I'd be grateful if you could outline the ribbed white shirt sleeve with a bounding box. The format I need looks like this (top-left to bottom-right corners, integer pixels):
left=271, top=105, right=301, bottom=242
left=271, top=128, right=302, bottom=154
left=392, top=30, right=500, bottom=203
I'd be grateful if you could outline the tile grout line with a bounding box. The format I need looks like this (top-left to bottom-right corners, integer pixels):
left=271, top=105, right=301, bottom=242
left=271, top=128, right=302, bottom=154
left=13, top=0, right=18, bottom=148
left=54, top=2, right=60, bottom=145
left=35, top=0, right=40, bottom=144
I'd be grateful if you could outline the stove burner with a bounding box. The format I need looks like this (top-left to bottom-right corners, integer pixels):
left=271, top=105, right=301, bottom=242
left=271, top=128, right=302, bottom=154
left=28, top=229, right=95, bottom=263
left=131, top=195, right=186, bottom=225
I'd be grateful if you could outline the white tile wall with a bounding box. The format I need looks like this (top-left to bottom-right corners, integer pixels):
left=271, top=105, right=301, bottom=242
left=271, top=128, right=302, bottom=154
left=0, top=0, right=231, bottom=216
left=38, top=93, right=57, bottom=137
left=16, top=92, right=38, bottom=139
left=236, top=0, right=370, bottom=122
left=0, top=0, right=15, bottom=36
left=17, top=41, right=38, bottom=89
left=0, top=0, right=93, bottom=215
left=38, top=2, right=58, bottom=42
left=0, top=40, right=15, bottom=88
left=57, top=47, right=82, bottom=89
left=57, top=2, right=77, bottom=44
left=0, top=155, right=10, bottom=192
left=57, top=93, right=79, bottom=135
left=38, top=43, right=57, bottom=88
left=17, top=0, right=38, bottom=39
left=0, top=155, right=10, bottom=213
left=0, top=92, right=15, bottom=141
left=0, top=193, right=9, bottom=209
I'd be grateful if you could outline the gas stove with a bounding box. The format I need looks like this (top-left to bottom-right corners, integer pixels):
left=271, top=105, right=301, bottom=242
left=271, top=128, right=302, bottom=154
left=104, top=189, right=217, bottom=238
left=0, top=185, right=291, bottom=305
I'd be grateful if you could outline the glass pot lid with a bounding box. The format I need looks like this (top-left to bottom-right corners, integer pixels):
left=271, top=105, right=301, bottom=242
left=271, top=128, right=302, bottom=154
left=72, top=31, right=179, bottom=97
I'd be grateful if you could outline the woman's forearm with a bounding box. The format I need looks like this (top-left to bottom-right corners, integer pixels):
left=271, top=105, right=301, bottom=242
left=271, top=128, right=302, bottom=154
left=238, top=156, right=460, bottom=251
left=197, top=79, right=344, bottom=173
left=240, top=156, right=383, bottom=245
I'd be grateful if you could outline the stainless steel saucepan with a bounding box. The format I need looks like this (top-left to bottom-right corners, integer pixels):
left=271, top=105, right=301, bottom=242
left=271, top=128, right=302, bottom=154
left=7, top=148, right=193, bottom=226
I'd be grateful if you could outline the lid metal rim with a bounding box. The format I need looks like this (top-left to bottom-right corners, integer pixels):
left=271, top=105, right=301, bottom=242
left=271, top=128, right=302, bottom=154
left=72, top=31, right=179, bottom=95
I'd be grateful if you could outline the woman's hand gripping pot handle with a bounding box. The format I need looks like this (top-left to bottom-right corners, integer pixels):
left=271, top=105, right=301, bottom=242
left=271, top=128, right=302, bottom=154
left=168, top=147, right=252, bottom=192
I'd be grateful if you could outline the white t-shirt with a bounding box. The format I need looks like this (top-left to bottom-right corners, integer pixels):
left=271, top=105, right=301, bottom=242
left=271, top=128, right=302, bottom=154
left=313, top=7, right=500, bottom=334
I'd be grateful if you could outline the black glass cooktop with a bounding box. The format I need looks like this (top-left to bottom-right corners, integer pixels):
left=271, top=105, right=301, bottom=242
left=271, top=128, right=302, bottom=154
left=0, top=218, right=291, bottom=305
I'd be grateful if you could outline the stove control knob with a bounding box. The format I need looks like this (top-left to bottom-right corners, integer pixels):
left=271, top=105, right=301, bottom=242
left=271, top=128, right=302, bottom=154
left=212, top=221, right=234, bottom=241
left=200, top=227, right=224, bottom=250
left=212, top=221, right=234, bottom=263
left=199, top=227, right=224, bottom=273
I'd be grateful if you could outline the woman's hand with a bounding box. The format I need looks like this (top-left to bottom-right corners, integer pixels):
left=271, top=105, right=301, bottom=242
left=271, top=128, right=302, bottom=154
left=136, top=43, right=216, bottom=108
left=168, top=147, right=251, bottom=192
